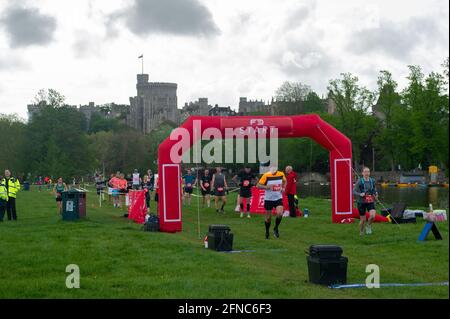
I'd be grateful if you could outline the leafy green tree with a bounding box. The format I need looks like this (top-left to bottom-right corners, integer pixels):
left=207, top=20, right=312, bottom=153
left=303, top=91, right=326, bottom=113
left=24, top=105, right=92, bottom=180
left=402, top=66, right=449, bottom=170
left=32, top=88, right=66, bottom=107
left=0, top=114, right=27, bottom=177
left=327, top=73, right=377, bottom=168
left=373, top=70, right=404, bottom=171
left=275, top=81, right=311, bottom=102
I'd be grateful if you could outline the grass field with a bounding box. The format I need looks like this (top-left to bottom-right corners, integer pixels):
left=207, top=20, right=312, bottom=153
left=0, top=186, right=448, bottom=299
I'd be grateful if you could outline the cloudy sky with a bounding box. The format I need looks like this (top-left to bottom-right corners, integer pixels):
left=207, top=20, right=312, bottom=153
left=0, top=0, right=448, bottom=119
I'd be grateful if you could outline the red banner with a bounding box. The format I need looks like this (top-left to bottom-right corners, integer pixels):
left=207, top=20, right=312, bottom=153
left=128, top=190, right=147, bottom=224
left=247, top=187, right=290, bottom=215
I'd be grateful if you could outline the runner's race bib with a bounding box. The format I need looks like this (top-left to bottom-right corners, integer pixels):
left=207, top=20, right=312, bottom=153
left=187, top=183, right=192, bottom=188
left=272, top=185, right=282, bottom=192
left=364, top=195, right=374, bottom=203
left=204, top=183, right=210, bottom=188
left=243, top=180, right=250, bottom=187
left=217, top=187, right=224, bottom=192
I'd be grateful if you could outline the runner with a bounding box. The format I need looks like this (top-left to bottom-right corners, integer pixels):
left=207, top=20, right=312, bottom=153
left=232, top=165, right=256, bottom=218
left=118, top=173, right=128, bottom=209
left=211, top=167, right=228, bottom=213
left=182, top=169, right=196, bottom=206
left=200, top=169, right=212, bottom=208
left=257, top=166, right=286, bottom=239
left=353, top=167, right=378, bottom=236
left=107, top=173, right=115, bottom=203
left=53, top=177, right=68, bottom=215
left=109, top=172, right=121, bottom=208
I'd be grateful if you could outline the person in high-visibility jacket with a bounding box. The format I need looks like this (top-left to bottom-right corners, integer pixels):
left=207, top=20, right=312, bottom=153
left=2, top=169, right=20, bottom=221
left=0, top=173, right=9, bottom=222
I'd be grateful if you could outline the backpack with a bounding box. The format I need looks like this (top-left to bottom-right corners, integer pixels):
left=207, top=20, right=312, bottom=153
left=143, top=214, right=160, bottom=232
left=358, top=177, right=375, bottom=195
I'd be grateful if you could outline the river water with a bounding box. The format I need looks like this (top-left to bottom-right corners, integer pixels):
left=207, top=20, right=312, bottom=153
left=298, top=182, right=449, bottom=210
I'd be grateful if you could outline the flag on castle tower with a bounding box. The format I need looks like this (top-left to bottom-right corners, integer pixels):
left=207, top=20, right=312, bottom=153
left=138, top=54, right=143, bottom=59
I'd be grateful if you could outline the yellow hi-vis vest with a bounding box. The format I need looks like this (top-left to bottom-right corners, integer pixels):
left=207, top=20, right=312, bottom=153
left=0, top=182, right=8, bottom=201
left=1, top=177, right=20, bottom=198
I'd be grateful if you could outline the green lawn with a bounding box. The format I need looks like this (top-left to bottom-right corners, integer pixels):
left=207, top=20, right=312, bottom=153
left=0, top=186, right=448, bottom=298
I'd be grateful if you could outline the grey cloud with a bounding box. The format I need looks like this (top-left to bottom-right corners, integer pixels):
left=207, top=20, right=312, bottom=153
left=0, top=54, right=30, bottom=71
left=72, top=31, right=102, bottom=59
left=349, top=16, right=444, bottom=59
left=0, top=5, right=56, bottom=48
left=109, top=0, right=220, bottom=37
left=284, top=5, right=313, bottom=29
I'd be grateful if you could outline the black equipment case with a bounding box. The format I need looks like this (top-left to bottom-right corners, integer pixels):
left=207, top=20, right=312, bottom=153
left=208, top=225, right=233, bottom=251
left=307, top=245, right=347, bottom=285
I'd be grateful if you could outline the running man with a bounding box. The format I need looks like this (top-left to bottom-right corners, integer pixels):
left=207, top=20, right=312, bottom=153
left=232, top=165, right=256, bottom=218
left=183, top=169, right=197, bottom=206
left=54, top=177, right=68, bottom=215
left=257, top=166, right=286, bottom=239
left=200, top=169, right=212, bottom=208
left=354, top=166, right=378, bottom=236
left=211, top=167, right=228, bottom=213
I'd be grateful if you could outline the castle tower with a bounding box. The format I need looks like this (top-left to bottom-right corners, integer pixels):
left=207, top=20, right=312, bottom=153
left=129, top=74, right=178, bottom=134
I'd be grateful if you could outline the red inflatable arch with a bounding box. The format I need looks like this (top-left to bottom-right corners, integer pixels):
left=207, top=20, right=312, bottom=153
left=157, top=114, right=364, bottom=233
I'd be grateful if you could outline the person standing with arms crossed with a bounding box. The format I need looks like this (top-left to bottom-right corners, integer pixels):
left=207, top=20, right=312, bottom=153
left=2, top=170, right=21, bottom=221
left=257, top=166, right=287, bottom=239
left=211, top=167, right=228, bottom=213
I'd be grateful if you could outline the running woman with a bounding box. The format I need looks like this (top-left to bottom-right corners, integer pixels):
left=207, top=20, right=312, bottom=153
left=54, top=177, right=67, bottom=215
left=109, top=172, right=121, bottom=208
left=257, top=166, right=286, bottom=239
left=353, top=167, right=378, bottom=236
left=233, top=166, right=256, bottom=218
left=118, top=173, right=128, bottom=209
left=200, top=169, right=212, bottom=208
left=183, top=169, right=197, bottom=206
left=211, top=167, right=228, bottom=213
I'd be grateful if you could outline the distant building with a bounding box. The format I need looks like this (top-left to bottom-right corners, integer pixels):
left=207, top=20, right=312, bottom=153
left=180, top=98, right=211, bottom=122
left=208, top=105, right=237, bottom=116
left=238, top=97, right=270, bottom=114
left=127, top=74, right=179, bottom=134
left=327, top=98, right=337, bottom=115
left=79, top=102, right=97, bottom=123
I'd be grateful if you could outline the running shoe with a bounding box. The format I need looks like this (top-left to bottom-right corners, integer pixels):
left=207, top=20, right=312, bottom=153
left=274, top=228, right=280, bottom=238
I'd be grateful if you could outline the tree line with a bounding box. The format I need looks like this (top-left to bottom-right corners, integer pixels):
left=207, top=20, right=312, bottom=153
left=0, top=60, right=448, bottom=181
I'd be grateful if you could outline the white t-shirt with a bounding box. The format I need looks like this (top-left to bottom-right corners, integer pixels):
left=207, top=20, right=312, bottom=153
left=132, top=173, right=140, bottom=185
